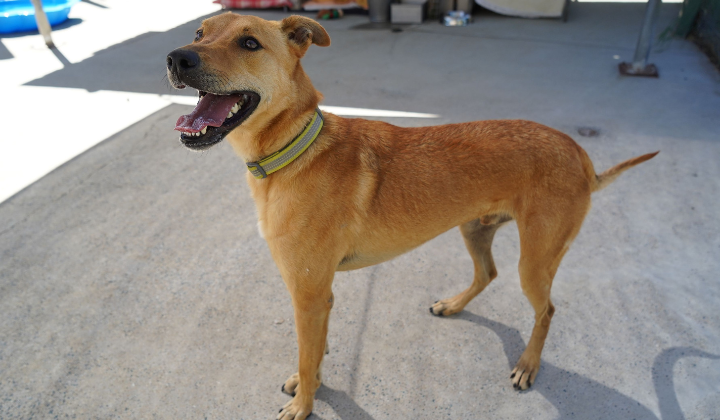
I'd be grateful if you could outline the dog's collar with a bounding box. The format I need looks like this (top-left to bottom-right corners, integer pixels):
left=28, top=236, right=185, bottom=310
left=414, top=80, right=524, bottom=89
left=246, top=108, right=324, bottom=179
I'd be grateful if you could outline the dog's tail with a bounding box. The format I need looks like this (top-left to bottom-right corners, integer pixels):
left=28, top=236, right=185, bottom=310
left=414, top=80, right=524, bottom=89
left=581, top=149, right=659, bottom=193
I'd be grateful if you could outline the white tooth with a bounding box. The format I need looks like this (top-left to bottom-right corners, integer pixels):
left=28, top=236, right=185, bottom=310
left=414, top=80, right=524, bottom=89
left=231, top=104, right=240, bottom=113
left=201, top=127, right=207, bottom=134
left=227, top=112, right=233, bottom=119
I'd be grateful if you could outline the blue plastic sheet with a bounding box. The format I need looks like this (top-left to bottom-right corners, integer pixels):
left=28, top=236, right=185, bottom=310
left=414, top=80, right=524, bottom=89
left=0, top=0, right=81, bottom=34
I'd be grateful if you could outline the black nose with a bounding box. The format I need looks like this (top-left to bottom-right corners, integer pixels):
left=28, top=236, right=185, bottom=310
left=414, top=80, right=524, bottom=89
left=166, top=49, right=200, bottom=73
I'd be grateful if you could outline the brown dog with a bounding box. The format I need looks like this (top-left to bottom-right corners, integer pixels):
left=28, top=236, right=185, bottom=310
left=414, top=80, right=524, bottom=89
left=166, top=13, right=657, bottom=419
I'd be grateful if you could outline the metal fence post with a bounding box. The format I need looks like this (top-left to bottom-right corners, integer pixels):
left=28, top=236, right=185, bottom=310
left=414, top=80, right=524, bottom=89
left=619, top=0, right=660, bottom=77
left=30, top=0, right=55, bottom=48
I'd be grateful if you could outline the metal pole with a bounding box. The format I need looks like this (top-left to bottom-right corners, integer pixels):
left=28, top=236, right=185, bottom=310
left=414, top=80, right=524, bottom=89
left=619, top=0, right=660, bottom=77
left=30, top=0, right=55, bottom=48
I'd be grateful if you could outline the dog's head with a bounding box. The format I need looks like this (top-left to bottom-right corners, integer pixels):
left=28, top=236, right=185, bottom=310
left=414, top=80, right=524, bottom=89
left=166, top=13, right=330, bottom=151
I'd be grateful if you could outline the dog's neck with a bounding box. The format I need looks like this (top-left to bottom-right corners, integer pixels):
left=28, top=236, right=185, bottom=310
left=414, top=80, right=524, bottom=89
left=227, top=105, right=317, bottom=163
left=226, top=68, right=321, bottom=165
left=245, top=109, right=323, bottom=179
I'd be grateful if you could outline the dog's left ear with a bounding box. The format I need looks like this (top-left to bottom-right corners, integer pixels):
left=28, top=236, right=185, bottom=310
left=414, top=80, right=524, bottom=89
left=281, top=16, right=330, bottom=56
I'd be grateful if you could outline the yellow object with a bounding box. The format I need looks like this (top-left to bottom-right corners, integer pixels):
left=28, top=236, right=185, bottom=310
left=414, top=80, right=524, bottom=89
left=246, top=109, right=324, bottom=179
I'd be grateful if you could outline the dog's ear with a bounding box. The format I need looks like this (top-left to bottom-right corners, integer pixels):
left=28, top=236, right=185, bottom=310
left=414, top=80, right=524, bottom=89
left=281, top=16, right=330, bottom=56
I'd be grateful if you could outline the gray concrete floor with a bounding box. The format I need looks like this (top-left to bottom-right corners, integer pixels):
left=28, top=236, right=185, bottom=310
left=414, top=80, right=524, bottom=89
left=2, top=3, right=720, bottom=419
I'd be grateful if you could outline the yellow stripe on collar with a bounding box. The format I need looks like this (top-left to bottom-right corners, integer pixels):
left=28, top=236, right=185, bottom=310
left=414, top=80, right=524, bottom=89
left=246, top=109, right=324, bottom=179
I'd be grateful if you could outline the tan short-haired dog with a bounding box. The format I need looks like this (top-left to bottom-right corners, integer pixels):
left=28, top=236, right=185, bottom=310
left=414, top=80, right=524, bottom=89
left=166, top=13, right=657, bottom=419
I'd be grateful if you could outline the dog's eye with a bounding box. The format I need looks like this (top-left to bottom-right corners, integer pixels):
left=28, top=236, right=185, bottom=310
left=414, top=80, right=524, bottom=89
left=195, top=29, right=203, bottom=42
left=242, top=37, right=261, bottom=51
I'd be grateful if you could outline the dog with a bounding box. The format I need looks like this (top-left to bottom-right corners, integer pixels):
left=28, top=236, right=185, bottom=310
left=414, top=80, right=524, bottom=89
left=166, top=13, right=658, bottom=419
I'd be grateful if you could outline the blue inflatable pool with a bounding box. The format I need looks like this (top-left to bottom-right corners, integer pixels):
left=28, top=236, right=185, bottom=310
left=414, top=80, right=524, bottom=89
left=0, top=0, right=81, bottom=34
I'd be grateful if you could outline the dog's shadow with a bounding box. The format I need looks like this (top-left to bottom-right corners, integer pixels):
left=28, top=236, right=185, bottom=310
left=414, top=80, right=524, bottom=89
left=454, top=312, right=720, bottom=420
left=312, top=311, right=718, bottom=420
left=314, top=384, right=376, bottom=420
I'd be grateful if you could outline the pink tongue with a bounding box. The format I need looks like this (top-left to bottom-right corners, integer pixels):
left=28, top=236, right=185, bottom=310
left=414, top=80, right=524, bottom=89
left=175, top=93, right=242, bottom=132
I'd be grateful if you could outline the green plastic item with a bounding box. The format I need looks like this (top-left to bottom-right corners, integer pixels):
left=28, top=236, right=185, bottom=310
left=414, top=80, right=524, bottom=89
left=676, top=0, right=703, bottom=37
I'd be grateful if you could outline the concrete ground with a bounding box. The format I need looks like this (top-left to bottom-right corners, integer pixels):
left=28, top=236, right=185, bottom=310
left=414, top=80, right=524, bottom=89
left=2, top=2, right=720, bottom=419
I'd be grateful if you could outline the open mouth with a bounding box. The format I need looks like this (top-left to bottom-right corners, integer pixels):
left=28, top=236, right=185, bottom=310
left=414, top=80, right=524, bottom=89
left=175, top=90, right=260, bottom=151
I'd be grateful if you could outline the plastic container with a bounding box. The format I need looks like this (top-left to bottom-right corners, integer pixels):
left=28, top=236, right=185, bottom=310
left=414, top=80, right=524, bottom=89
left=391, top=4, right=423, bottom=23
left=368, top=0, right=390, bottom=22
left=0, top=0, right=81, bottom=34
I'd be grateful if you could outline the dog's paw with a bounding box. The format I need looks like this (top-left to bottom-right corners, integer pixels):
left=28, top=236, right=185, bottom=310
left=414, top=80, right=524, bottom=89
left=511, top=356, right=540, bottom=391
left=277, top=395, right=313, bottom=420
left=281, top=373, right=300, bottom=397
left=429, top=298, right=463, bottom=317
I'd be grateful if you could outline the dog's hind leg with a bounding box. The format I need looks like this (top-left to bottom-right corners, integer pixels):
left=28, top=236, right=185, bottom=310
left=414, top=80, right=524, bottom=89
left=430, top=215, right=511, bottom=316
left=510, top=195, right=590, bottom=391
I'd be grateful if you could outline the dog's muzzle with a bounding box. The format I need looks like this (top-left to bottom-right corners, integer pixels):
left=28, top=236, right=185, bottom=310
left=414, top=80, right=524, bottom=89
left=165, top=48, right=261, bottom=151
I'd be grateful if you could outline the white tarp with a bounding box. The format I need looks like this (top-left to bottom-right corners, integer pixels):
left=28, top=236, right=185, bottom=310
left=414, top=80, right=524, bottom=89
left=475, top=0, right=565, bottom=18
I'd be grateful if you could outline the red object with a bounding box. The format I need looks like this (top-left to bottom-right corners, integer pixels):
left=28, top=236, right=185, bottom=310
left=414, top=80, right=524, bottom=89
left=214, top=0, right=292, bottom=9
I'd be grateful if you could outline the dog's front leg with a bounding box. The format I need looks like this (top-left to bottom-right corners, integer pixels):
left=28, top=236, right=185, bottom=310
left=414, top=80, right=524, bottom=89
left=278, top=274, right=334, bottom=420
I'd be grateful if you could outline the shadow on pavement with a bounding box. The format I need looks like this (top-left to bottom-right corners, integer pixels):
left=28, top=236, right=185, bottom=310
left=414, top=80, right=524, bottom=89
left=652, top=347, right=720, bottom=420
left=82, top=0, right=109, bottom=8
left=51, top=47, right=71, bottom=67
left=18, top=11, right=314, bottom=94
left=454, top=312, right=719, bottom=420
left=24, top=11, right=306, bottom=95
left=0, top=39, right=12, bottom=60
left=315, top=384, right=376, bottom=420
left=0, top=18, right=83, bottom=39
left=24, top=14, right=214, bottom=95
left=311, top=269, right=379, bottom=419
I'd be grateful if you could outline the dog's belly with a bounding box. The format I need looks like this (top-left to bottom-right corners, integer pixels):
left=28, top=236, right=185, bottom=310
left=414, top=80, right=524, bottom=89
left=335, top=214, right=484, bottom=272
left=335, top=199, right=510, bottom=272
left=336, top=250, right=405, bottom=271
